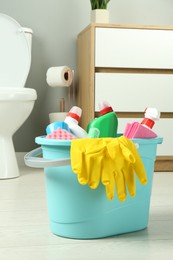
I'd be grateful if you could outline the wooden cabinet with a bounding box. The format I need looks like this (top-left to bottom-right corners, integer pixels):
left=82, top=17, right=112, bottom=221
left=77, top=24, right=173, bottom=171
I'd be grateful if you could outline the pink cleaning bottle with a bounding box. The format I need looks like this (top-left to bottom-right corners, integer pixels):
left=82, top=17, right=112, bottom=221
left=124, top=107, right=160, bottom=138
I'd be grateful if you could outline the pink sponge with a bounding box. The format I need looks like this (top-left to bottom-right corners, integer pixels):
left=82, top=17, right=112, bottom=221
left=46, top=128, right=76, bottom=140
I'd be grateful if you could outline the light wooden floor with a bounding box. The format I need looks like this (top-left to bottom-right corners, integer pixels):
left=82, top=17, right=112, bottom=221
left=0, top=153, right=173, bottom=260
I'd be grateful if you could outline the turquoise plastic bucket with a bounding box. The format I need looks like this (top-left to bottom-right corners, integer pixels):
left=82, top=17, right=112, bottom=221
left=25, top=136, right=162, bottom=239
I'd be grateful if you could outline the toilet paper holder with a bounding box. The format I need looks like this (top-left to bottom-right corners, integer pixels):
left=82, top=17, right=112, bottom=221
left=46, top=65, right=75, bottom=122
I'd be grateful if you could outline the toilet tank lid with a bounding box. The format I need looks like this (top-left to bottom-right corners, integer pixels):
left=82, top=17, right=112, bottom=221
left=0, top=13, right=31, bottom=88
left=0, top=88, right=37, bottom=100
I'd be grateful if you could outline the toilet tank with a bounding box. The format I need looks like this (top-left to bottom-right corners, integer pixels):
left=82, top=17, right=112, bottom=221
left=22, top=27, right=33, bottom=52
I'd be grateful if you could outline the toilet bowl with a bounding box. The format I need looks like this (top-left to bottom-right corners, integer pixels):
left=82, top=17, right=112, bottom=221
left=0, top=13, right=37, bottom=179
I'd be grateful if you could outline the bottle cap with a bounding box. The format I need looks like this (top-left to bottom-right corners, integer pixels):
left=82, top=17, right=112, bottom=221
left=141, top=118, right=155, bottom=129
left=141, top=107, right=160, bottom=129
left=144, top=107, right=160, bottom=121
left=98, top=101, right=113, bottom=116
left=66, top=106, right=82, bottom=122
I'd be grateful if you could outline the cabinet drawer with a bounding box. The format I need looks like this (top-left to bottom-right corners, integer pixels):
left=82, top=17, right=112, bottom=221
left=95, top=73, right=173, bottom=112
left=118, top=118, right=173, bottom=156
left=95, top=28, right=173, bottom=69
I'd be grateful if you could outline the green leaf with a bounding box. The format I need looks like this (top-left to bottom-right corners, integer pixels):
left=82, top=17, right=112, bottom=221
left=90, top=0, right=110, bottom=10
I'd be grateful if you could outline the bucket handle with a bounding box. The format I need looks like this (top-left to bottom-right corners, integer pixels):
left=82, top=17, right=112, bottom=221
left=24, top=147, right=71, bottom=168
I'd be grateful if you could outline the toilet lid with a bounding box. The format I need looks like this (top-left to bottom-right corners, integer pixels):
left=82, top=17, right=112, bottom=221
left=0, top=13, right=31, bottom=88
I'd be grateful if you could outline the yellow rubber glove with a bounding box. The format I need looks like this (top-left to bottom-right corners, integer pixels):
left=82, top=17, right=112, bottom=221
left=71, top=138, right=118, bottom=200
left=100, top=141, right=117, bottom=200
left=103, top=136, right=147, bottom=201
left=71, top=137, right=133, bottom=201
left=70, top=137, right=147, bottom=202
left=119, top=136, right=148, bottom=183
left=118, top=136, right=148, bottom=197
left=71, top=138, right=108, bottom=189
left=104, top=138, right=135, bottom=201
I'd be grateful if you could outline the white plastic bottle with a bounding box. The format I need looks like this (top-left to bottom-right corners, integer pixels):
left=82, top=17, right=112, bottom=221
left=64, top=106, right=88, bottom=138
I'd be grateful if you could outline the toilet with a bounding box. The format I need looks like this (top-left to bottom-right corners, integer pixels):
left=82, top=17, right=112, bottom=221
left=0, top=13, right=37, bottom=179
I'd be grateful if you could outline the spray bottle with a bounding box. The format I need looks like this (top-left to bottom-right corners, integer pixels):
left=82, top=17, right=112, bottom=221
left=124, top=107, right=160, bottom=138
left=87, top=101, right=118, bottom=137
left=141, top=107, right=160, bottom=129
left=64, top=106, right=88, bottom=138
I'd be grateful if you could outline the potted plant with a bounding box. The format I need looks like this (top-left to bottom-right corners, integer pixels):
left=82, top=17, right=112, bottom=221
left=90, top=0, right=110, bottom=10
left=90, top=0, right=110, bottom=23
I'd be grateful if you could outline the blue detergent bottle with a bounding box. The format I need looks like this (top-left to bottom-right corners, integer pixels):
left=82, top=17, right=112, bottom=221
left=87, top=101, right=118, bottom=137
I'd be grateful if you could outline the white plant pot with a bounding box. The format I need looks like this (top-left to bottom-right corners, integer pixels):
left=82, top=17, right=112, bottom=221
left=91, top=9, right=109, bottom=24
left=49, top=112, right=68, bottom=123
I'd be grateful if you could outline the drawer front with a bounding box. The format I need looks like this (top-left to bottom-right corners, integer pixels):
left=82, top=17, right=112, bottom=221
left=95, top=28, right=173, bottom=69
left=95, top=73, right=173, bottom=112
left=118, top=118, right=173, bottom=156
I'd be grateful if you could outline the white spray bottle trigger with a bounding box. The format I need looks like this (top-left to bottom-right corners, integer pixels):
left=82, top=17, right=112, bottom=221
left=141, top=107, right=160, bottom=129
left=144, top=108, right=160, bottom=121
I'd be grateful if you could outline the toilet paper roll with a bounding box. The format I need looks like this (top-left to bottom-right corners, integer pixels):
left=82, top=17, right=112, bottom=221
left=46, top=66, right=73, bottom=87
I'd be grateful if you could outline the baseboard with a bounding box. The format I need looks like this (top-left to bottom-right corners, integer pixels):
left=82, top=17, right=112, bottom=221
left=155, top=156, right=173, bottom=172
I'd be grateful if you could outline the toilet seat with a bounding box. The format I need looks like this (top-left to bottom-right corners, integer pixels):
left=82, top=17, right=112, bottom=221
left=0, top=13, right=31, bottom=88
left=0, top=88, right=37, bottom=101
